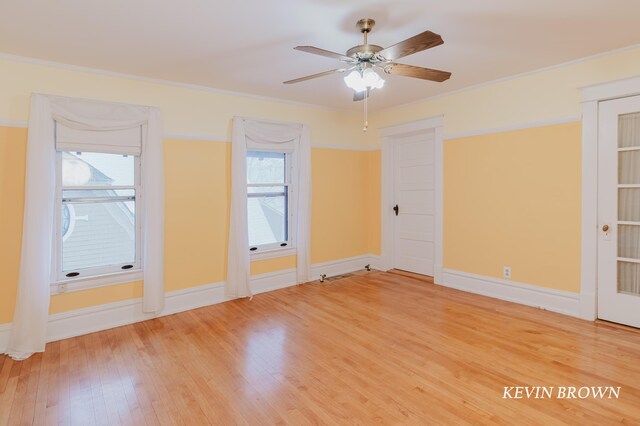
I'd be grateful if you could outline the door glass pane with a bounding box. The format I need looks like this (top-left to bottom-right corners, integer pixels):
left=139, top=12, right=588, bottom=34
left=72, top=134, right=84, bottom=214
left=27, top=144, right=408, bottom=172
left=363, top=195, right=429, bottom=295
left=62, top=201, right=136, bottom=271
left=618, top=188, right=640, bottom=221
left=618, top=225, right=640, bottom=259
left=618, top=150, right=640, bottom=184
left=617, top=261, right=640, bottom=296
left=618, top=112, right=640, bottom=148
left=247, top=151, right=286, bottom=184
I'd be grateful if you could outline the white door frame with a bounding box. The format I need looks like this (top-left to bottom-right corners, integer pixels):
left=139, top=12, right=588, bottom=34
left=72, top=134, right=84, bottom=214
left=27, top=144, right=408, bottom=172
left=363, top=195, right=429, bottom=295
left=380, top=115, right=444, bottom=283
left=580, top=75, right=640, bottom=320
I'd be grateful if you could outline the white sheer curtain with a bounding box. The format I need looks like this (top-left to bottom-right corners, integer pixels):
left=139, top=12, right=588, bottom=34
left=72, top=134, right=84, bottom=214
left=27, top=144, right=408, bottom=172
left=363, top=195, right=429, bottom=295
left=5, top=94, right=165, bottom=360
left=6, top=95, right=57, bottom=360
left=226, top=117, right=311, bottom=298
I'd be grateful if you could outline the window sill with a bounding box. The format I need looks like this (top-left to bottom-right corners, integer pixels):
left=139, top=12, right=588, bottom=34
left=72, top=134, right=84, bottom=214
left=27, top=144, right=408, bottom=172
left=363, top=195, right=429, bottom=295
left=250, top=247, right=297, bottom=261
left=51, top=269, right=143, bottom=295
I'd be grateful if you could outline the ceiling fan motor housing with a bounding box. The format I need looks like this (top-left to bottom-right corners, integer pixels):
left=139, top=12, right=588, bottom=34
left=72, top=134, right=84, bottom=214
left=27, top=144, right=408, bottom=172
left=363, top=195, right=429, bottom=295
left=346, top=44, right=383, bottom=61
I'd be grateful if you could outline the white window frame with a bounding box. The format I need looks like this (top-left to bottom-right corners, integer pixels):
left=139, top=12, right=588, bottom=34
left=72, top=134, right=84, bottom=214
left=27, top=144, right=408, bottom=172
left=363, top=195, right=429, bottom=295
left=247, top=148, right=297, bottom=259
left=50, top=151, right=144, bottom=293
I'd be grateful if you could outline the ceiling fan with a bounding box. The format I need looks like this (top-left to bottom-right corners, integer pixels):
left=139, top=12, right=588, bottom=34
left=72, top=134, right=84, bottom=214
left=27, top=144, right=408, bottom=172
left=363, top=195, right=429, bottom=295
left=284, top=18, right=452, bottom=102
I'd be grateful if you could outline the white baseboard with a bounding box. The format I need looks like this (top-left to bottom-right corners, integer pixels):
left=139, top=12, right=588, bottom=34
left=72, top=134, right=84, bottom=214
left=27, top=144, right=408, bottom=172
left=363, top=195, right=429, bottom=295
left=368, top=254, right=382, bottom=271
left=441, top=269, right=581, bottom=318
left=579, top=291, right=597, bottom=321
left=434, top=264, right=443, bottom=284
left=252, top=268, right=297, bottom=295
left=46, top=281, right=230, bottom=343
left=0, top=254, right=379, bottom=353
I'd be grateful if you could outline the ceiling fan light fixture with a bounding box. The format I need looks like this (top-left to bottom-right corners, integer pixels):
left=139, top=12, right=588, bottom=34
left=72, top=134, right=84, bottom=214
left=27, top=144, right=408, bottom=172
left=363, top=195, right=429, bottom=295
left=362, top=68, right=379, bottom=86
left=365, top=68, right=385, bottom=89
left=344, top=70, right=368, bottom=92
left=344, top=69, right=385, bottom=93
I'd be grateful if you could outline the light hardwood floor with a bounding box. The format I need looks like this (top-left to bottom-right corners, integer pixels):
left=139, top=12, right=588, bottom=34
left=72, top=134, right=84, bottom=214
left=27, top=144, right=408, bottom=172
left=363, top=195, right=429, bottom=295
left=1, top=271, right=640, bottom=425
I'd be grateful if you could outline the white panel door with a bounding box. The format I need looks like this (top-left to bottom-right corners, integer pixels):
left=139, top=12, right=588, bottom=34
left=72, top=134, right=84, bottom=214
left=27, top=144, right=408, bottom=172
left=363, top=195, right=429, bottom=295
left=598, top=95, right=640, bottom=328
left=393, top=132, right=435, bottom=276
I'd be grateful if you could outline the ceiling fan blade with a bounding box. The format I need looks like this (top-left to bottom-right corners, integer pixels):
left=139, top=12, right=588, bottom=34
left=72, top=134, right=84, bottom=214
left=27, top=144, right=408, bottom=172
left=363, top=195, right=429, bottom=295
left=353, top=89, right=370, bottom=102
left=383, top=63, right=451, bottom=82
left=294, top=46, right=354, bottom=62
left=283, top=68, right=348, bottom=84
left=377, top=31, right=444, bottom=61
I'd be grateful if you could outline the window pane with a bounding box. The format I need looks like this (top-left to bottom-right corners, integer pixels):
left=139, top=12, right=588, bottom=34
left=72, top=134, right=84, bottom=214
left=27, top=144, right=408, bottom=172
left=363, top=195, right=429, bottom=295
left=247, top=151, right=285, bottom=184
left=62, top=201, right=136, bottom=272
left=248, top=192, right=287, bottom=247
left=62, top=152, right=135, bottom=187
left=63, top=189, right=135, bottom=199
left=248, top=186, right=286, bottom=195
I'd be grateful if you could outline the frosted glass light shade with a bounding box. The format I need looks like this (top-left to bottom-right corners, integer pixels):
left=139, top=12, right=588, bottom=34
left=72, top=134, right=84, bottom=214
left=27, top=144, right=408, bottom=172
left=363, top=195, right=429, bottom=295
left=344, top=70, right=367, bottom=92
left=344, top=69, right=384, bottom=93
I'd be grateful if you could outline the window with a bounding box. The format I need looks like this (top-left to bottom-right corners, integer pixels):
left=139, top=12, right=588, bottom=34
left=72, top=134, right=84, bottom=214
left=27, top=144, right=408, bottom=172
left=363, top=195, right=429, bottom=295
left=54, top=151, right=141, bottom=281
left=247, top=150, right=295, bottom=252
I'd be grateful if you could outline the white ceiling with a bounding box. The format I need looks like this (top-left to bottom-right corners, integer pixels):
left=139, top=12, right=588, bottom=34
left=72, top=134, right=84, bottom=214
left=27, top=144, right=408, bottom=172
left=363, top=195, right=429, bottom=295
left=1, top=0, right=640, bottom=111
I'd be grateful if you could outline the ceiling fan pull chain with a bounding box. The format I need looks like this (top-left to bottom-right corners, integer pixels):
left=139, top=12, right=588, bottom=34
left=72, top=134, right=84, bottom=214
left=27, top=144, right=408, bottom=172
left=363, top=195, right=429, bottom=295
left=363, top=90, right=368, bottom=132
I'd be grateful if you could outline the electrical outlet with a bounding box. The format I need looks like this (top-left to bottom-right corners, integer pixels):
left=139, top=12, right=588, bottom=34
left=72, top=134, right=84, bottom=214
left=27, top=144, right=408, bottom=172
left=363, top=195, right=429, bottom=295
left=503, top=266, right=512, bottom=280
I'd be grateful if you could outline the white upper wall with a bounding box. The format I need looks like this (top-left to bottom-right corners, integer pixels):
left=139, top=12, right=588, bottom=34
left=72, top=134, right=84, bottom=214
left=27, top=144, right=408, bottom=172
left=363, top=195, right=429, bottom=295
left=2, top=44, right=640, bottom=149
left=0, top=55, right=369, bottom=149
left=369, top=45, right=640, bottom=143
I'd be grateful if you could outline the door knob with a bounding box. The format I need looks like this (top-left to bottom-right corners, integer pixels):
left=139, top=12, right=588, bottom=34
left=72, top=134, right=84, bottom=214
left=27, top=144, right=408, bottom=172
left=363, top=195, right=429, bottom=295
left=602, top=224, right=609, bottom=232
left=393, top=205, right=399, bottom=216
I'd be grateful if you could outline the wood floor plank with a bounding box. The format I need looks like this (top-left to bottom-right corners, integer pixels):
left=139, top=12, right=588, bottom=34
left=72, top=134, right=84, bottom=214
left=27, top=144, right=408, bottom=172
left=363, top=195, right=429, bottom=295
left=2, top=271, right=640, bottom=425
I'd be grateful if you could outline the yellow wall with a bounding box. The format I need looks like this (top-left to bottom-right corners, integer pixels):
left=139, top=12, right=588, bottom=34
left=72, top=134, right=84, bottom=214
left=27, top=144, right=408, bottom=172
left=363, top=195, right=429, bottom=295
left=0, top=130, right=375, bottom=322
left=0, top=126, right=26, bottom=323
left=444, top=122, right=582, bottom=292
left=366, top=150, right=382, bottom=255
left=311, top=148, right=371, bottom=263
left=164, top=138, right=231, bottom=291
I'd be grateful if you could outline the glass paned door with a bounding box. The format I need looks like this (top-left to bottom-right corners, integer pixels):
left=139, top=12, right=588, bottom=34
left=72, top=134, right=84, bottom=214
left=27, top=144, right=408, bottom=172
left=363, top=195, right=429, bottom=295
left=617, top=112, right=640, bottom=296
left=598, top=97, right=640, bottom=328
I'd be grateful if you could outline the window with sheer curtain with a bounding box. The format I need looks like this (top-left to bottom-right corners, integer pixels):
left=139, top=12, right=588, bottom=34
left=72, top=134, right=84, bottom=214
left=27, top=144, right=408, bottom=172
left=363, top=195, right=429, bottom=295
left=226, top=117, right=311, bottom=299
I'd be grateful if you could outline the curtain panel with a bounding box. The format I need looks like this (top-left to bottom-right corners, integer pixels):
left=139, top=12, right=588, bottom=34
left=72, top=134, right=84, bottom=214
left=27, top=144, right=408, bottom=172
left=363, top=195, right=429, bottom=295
left=5, top=94, right=165, bottom=360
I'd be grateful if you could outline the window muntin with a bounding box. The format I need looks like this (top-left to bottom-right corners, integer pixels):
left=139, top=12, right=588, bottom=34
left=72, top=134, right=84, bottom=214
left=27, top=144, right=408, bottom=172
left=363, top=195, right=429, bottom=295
left=55, top=151, right=141, bottom=280
left=247, top=151, right=293, bottom=251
